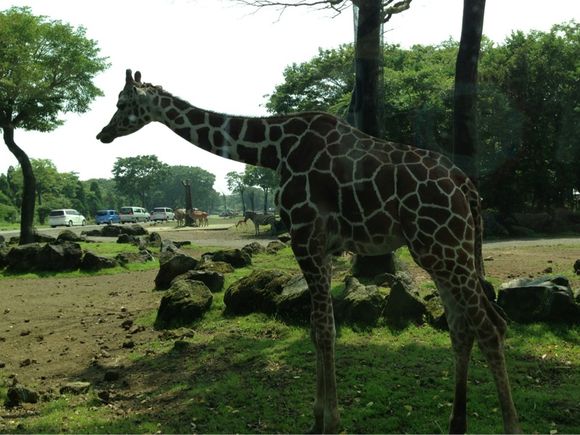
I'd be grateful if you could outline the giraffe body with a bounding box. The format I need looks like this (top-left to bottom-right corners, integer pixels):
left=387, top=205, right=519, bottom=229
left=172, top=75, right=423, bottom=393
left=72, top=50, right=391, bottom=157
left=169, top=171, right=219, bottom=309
left=97, top=70, right=520, bottom=433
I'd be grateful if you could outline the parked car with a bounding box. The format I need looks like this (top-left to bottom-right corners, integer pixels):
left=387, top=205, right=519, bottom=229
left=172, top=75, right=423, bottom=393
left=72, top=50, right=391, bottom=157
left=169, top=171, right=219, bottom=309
left=119, top=206, right=150, bottom=223
left=150, top=207, right=175, bottom=222
left=48, top=209, right=86, bottom=227
left=95, top=209, right=120, bottom=225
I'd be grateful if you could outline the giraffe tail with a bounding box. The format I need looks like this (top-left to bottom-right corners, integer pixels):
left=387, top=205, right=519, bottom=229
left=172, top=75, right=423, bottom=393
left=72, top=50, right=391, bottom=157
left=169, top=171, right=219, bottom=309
left=467, top=182, right=509, bottom=328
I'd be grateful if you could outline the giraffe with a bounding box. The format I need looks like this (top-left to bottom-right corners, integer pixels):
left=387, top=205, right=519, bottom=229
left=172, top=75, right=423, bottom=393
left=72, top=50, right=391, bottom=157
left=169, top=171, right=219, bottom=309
left=97, top=70, right=521, bottom=434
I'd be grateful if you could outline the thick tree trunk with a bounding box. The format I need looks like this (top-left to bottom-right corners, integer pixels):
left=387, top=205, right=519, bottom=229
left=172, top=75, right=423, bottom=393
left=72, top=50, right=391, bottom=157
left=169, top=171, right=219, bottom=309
left=182, top=179, right=194, bottom=226
left=347, top=0, right=396, bottom=278
left=2, top=125, right=36, bottom=244
left=453, top=0, right=486, bottom=185
left=346, top=0, right=382, bottom=137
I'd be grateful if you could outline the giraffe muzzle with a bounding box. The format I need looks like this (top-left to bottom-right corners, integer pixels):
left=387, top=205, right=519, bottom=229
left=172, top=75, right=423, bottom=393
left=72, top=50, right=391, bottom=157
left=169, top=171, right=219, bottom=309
left=96, top=128, right=115, bottom=143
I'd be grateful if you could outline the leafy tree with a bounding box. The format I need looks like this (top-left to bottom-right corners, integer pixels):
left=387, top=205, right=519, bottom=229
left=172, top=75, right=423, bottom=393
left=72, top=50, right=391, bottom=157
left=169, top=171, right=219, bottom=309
left=0, top=7, right=108, bottom=243
left=112, top=155, right=170, bottom=209
left=149, top=165, right=216, bottom=211
left=226, top=170, right=248, bottom=214
left=243, top=166, right=279, bottom=213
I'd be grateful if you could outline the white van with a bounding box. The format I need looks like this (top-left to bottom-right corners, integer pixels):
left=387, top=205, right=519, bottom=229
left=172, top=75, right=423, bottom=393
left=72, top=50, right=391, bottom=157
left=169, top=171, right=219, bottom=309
left=119, top=206, right=150, bottom=223
left=48, top=209, right=87, bottom=227
left=150, top=207, right=175, bottom=222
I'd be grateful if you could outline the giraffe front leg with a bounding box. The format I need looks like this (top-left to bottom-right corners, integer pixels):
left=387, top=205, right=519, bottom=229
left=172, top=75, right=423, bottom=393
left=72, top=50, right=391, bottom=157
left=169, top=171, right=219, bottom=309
left=294, top=248, right=339, bottom=434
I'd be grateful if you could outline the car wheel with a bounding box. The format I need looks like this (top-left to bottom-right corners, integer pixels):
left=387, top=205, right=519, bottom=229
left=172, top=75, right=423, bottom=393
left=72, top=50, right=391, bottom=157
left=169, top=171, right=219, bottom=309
left=68, top=220, right=73, bottom=227
left=51, top=225, right=56, bottom=228
left=82, top=220, right=86, bottom=226
left=108, top=219, right=113, bottom=225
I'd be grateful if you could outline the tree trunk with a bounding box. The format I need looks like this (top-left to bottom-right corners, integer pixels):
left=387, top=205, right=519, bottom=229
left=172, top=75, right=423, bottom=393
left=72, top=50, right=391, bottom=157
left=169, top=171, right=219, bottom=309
left=347, top=0, right=396, bottom=278
left=239, top=189, right=246, bottom=214
left=263, top=188, right=269, bottom=214
left=182, top=180, right=194, bottom=226
left=346, top=0, right=382, bottom=137
left=453, top=0, right=486, bottom=185
left=2, top=125, right=36, bottom=244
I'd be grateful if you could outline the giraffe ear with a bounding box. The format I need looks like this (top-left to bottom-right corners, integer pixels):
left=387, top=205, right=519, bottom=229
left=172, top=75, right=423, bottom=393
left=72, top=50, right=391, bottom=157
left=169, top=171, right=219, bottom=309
left=134, top=71, right=142, bottom=83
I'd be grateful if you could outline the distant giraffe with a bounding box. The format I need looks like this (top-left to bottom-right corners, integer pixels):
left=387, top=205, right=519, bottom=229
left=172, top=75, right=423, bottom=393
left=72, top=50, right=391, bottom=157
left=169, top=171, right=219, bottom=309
left=97, top=70, right=520, bottom=434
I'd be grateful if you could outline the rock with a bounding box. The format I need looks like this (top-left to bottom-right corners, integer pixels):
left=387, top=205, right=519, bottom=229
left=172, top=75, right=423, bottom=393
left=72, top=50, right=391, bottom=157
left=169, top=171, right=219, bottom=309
left=0, top=246, right=8, bottom=268
left=115, top=251, right=154, bottom=266
left=224, top=270, right=293, bottom=315
left=335, top=276, right=385, bottom=325
left=278, top=234, right=291, bottom=244
left=160, top=239, right=180, bottom=254
left=498, top=275, right=580, bottom=324
left=241, top=242, right=265, bottom=256
left=574, top=259, right=580, bottom=275
left=80, top=251, right=118, bottom=271
left=56, top=229, right=85, bottom=243
left=5, top=385, right=39, bottom=407
left=0, top=234, right=5, bottom=247
left=155, top=253, right=199, bottom=290
left=117, top=233, right=138, bottom=244
left=351, top=253, right=397, bottom=279
left=147, top=232, right=162, bottom=247
left=196, top=261, right=235, bottom=274
left=383, top=276, right=428, bottom=326
left=100, top=225, right=123, bottom=237
left=5, top=243, right=44, bottom=272
left=59, top=381, right=91, bottom=395
left=155, top=280, right=213, bottom=328
left=41, top=241, right=83, bottom=271
left=81, top=229, right=102, bottom=237
left=206, top=249, right=251, bottom=268
left=275, top=274, right=311, bottom=323
left=7, top=242, right=83, bottom=272
left=266, top=240, right=286, bottom=254
left=170, top=270, right=225, bottom=293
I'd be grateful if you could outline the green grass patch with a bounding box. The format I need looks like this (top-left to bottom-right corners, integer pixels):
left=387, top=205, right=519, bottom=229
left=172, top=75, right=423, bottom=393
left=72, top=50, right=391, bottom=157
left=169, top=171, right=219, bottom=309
left=3, top=241, right=580, bottom=433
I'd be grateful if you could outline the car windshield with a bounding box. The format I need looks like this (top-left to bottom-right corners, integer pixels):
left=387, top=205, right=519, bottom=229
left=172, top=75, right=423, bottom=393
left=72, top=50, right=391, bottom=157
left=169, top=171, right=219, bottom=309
left=49, top=210, right=65, bottom=216
left=120, top=208, right=132, bottom=214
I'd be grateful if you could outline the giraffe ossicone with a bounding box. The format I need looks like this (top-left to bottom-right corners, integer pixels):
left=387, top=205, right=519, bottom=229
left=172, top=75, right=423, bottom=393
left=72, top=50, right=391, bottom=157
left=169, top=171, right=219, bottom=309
left=97, top=69, right=521, bottom=433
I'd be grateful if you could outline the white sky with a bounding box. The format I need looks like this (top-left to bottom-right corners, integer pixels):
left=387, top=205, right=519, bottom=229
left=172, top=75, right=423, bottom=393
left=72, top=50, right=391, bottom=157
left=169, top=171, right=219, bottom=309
left=0, top=0, right=578, bottom=193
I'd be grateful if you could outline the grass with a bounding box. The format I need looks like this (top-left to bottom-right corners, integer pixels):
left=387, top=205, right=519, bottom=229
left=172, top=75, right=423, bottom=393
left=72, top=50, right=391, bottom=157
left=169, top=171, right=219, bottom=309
left=1, top=244, right=580, bottom=433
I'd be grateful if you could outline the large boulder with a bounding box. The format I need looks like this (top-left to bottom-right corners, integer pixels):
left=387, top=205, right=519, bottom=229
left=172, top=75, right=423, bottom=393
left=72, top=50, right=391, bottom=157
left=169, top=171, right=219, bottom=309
left=5, top=243, right=44, bottom=272
left=155, top=253, right=199, bottom=290
left=383, top=276, right=428, bottom=326
left=335, top=276, right=385, bottom=325
left=241, top=242, right=266, bottom=257
left=41, top=241, right=83, bottom=271
left=206, top=249, right=251, bottom=268
left=512, top=212, right=552, bottom=233
left=498, top=275, right=580, bottom=324
left=170, top=270, right=225, bottom=293
left=80, top=251, right=118, bottom=271
left=574, top=259, right=580, bottom=276
left=155, top=280, right=213, bottom=328
left=100, top=225, right=124, bottom=237
left=351, top=253, right=397, bottom=280
left=275, top=274, right=311, bottom=323
left=0, top=246, right=8, bottom=268
left=6, top=241, right=82, bottom=272
left=196, top=260, right=235, bottom=274
left=114, top=250, right=154, bottom=266
left=224, top=269, right=293, bottom=315
left=56, top=229, right=85, bottom=243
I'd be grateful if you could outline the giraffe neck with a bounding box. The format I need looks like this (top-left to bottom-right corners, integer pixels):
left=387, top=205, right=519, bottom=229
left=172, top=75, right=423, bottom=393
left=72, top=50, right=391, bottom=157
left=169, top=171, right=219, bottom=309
left=151, top=89, right=283, bottom=170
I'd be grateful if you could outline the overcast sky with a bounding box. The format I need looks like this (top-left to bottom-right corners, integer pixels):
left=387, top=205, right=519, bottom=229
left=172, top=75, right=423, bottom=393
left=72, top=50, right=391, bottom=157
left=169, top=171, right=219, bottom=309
left=0, top=0, right=578, bottom=193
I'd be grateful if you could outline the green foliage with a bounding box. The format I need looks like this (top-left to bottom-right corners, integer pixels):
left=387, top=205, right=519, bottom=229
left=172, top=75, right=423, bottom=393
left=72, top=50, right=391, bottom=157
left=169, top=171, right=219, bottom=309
left=112, top=155, right=170, bottom=208
left=266, top=23, right=580, bottom=213
left=0, top=6, right=109, bottom=131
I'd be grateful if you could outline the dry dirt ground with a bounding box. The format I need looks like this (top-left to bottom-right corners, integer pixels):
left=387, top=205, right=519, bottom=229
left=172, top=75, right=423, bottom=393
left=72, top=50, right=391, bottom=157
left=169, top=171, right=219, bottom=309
left=0, top=226, right=579, bottom=428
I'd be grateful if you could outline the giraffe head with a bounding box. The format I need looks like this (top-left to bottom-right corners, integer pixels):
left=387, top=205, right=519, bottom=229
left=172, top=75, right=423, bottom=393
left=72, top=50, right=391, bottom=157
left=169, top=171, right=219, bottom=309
left=96, top=69, right=155, bottom=143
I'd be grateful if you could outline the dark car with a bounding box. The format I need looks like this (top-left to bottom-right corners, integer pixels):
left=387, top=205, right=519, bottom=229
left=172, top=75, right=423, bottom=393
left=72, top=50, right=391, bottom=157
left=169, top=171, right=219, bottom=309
left=95, top=209, right=121, bottom=225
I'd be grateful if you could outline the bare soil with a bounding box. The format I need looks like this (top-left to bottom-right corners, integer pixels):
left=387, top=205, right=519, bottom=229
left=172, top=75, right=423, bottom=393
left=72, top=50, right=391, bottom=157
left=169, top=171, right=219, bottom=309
left=0, top=228, right=578, bottom=427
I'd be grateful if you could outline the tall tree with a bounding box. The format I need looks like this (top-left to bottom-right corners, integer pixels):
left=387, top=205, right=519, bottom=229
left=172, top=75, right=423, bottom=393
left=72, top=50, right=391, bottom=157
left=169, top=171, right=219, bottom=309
left=452, top=0, right=486, bottom=184
left=112, top=155, right=169, bottom=208
left=226, top=170, right=248, bottom=214
left=0, top=7, right=108, bottom=243
left=243, top=166, right=279, bottom=213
